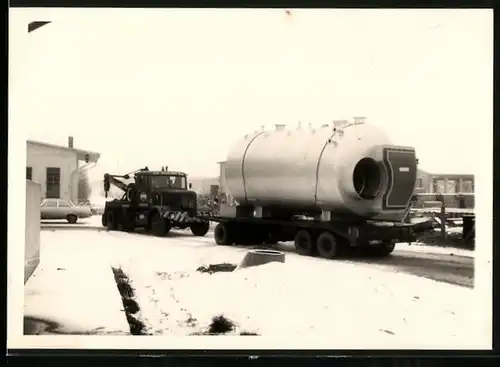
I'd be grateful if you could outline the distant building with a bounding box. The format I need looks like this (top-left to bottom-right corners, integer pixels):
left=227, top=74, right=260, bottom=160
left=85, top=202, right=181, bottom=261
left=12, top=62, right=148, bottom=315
left=26, top=137, right=100, bottom=203
left=188, top=176, right=219, bottom=195
left=217, top=160, right=235, bottom=204
left=415, top=169, right=474, bottom=194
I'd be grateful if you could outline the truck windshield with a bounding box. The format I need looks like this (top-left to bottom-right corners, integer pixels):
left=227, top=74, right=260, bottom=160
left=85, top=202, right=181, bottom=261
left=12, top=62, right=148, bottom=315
left=151, top=175, right=187, bottom=190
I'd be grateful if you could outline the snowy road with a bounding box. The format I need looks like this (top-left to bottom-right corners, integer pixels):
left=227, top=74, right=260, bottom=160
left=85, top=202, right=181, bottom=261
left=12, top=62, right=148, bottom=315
left=27, top=228, right=485, bottom=348
left=40, top=219, right=474, bottom=288
left=103, top=227, right=475, bottom=289
left=273, top=242, right=474, bottom=288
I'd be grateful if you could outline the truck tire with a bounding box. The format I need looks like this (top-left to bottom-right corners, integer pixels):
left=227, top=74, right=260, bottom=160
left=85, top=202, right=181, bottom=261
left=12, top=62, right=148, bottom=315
left=66, top=214, right=78, bottom=224
left=151, top=214, right=171, bottom=237
left=107, top=211, right=118, bottom=231
left=119, top=210, right=135, bottom=232
left=294, top=229, right=315, bottom=256
left=214, top=223, right=233, bottom=246
left=190, top=221, right=210, bottom=237
left=316, top=231, right=339, bottom=259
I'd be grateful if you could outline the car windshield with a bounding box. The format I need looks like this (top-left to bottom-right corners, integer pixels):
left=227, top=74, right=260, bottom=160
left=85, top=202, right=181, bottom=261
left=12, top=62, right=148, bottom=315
left=151, top=175, right=187, bottom=189
left=59, top=200, right=74, bottom=208
left=42, top=199, right=58, bottom=207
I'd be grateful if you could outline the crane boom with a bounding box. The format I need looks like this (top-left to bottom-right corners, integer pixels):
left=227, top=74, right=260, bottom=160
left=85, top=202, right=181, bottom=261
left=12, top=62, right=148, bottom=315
left=103, top=174, right=129, bottom=198
left=103, top=167, right=149, bottom=198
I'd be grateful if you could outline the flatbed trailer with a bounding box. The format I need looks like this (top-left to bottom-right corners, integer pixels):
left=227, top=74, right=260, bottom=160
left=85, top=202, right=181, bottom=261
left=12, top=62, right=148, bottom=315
left=200, top=208, right=416, bottom=258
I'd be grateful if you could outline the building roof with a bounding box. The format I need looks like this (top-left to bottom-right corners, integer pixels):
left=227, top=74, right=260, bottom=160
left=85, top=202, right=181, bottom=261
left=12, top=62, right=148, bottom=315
left=27, top=140, right=100, bottom=163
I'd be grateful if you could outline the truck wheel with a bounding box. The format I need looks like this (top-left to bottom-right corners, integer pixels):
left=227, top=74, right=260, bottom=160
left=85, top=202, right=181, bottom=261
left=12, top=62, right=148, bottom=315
left=214, top=223, right=233, bottom=246
left=316, top=231, right=340, bottom=259
left=190, top=221, right=210, bottom=237
left=66, top=214, right=78, bottom=224
left=294, top=229, right=315, bottom=256
left=107, top=211, right=118, bottom=231
left=151, top=214, right=171, bottom=237
left=120, top=211, right=135, bottom=232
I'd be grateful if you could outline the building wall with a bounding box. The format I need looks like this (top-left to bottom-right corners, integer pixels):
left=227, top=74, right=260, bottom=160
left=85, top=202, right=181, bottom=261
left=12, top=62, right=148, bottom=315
left=25, top=180, right=41, bottom=284
left=26, top=143, right=78, bottom=202
left=415, top=169, right=474, bottom=194
left=188, top=177, right=219, bottom=195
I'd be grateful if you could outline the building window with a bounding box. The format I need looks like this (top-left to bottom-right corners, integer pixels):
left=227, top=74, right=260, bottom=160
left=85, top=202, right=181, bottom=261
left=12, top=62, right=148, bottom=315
left=26, top=167, right=32, bottom=180
left=46, top=167, right=61, bottom=199
left=435, top=179, right=445, bottom=193
left=462, top=179, right=474, bottom=193
left=446, top=179, right=457, bottom=194
left=415, top=178, right=423, bottom=188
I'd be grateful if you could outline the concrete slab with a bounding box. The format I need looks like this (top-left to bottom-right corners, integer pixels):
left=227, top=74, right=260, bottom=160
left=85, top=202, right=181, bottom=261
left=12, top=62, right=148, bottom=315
left=24, top=232, right=130, bottom=335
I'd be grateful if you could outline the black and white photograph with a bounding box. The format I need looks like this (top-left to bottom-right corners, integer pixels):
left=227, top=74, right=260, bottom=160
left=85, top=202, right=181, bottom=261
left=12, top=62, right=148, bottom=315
left=8, top=8, right=492, bottom=350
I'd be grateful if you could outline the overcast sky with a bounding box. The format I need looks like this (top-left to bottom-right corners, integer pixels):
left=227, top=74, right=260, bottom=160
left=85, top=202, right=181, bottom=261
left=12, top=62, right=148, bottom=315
left=10, top=8, right=492, bottom=181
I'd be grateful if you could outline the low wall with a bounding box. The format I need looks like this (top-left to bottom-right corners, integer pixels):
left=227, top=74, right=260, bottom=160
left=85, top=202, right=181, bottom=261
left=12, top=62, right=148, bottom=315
left=25, top=180, right=41, bottom=284
left=412, top=193, right=474, bottom=209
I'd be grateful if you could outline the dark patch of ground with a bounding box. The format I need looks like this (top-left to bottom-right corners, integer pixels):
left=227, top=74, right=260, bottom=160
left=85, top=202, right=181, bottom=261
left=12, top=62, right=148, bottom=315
left=23, top=316, right=125, bottom=335
left=111, top=267, right=150, bottom=335
left=189, top=315, right=260, bottom=336
left=196, top=263, right=237, bottom=274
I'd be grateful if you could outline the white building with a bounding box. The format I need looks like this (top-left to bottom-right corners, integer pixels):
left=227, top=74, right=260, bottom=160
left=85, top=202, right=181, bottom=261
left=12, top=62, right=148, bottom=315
left=26, top=137, right=100, bottom=203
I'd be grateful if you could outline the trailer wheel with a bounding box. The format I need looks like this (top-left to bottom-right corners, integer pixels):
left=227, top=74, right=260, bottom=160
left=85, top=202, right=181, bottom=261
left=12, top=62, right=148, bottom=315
left=151, top=214, right=171, bottom=237
left=316, top=231, right=339, bottom=259
left=214, top=223, right=233, bottom=246
left=264, top=233, right=279, bottom=245
left=190, top=221, right=210, bottom=237
left=294, top=229, right=315, bottom=256
left=370, top=240, right=396, bottom=257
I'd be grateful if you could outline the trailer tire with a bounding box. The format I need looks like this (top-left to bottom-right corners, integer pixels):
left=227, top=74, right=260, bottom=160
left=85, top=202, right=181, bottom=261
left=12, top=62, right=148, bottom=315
left=214, top=223, right=233, bottom=246
left=264, top=234, right=279, bottom=245
left=190, top=221, right=210, bottom=237
left=151, top=214, right=171, bottom=237
left=294, top=229, right=315, bottom=256
left=316, top=231, right=339, bottom=259
left=370, top=240, right=396, bottom=257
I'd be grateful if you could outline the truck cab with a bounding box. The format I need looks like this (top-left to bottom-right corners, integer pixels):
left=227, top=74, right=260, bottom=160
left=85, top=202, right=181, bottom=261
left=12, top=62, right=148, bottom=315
left=133, top=171, right=198, bottom=216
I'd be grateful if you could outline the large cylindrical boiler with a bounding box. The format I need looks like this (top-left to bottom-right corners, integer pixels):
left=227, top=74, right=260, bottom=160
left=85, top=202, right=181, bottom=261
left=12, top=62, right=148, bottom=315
left=224, top=121, right=417, bottom=221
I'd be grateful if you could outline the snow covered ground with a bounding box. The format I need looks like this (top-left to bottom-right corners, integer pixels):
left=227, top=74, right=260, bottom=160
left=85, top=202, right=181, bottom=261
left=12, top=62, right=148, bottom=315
left=24, top=231, right=130, bottom=335
left=21, top=227, right=486, bottom=348
left=103, top=230, right=485, bottom=349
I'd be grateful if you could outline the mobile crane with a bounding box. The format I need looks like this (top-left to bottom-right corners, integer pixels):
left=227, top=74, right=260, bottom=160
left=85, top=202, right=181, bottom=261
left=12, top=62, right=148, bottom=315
left=101, top=166, right=211, bottom=237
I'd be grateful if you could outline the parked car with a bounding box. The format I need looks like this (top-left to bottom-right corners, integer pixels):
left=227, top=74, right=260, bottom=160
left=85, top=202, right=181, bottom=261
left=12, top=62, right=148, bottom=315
left=40, top=198, right=92, bottom=223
